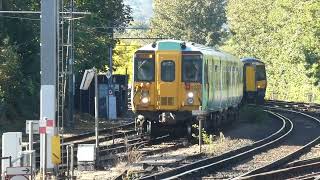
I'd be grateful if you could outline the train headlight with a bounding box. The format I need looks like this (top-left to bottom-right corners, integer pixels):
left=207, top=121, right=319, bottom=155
left=141, top=97, right=149, bottom=104
left=187, top=92, right=194, bottom=98
left=187, top=98, right=194, bottom=104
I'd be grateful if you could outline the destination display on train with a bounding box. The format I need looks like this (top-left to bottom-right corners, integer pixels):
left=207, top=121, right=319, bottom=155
left=136, top=53, right=153, bottom=59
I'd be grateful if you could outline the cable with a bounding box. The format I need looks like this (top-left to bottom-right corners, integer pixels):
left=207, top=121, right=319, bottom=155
left=0, top=11, right=91, bottom=15
left=0, top=15, right=40, bottom=21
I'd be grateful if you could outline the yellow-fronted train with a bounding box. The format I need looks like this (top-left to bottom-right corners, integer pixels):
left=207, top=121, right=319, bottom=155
left=131, top=40, right=247, bottom=136
left=241, top=58, right=267, bottom=104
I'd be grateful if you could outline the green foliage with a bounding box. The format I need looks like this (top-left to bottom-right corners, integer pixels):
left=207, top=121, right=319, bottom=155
left=226, top=0, right=320, bottom=103
left=74, top=0, right=133, bottom=75
left=192, top=124, right=214, bottom=144
left=0, top=0, right=41, bottom=123
left=113, top=41, right=141, bottom=83
left=151, top=0, right=227, bottom=46
left=0, top=0, right=132, bottom=124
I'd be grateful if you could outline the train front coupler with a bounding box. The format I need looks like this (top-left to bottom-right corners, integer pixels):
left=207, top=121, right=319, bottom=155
left=158, top=112, right=176, bottom=125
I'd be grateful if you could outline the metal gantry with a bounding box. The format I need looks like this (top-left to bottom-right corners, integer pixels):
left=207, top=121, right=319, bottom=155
left=57, top=0, right=76, bottom=132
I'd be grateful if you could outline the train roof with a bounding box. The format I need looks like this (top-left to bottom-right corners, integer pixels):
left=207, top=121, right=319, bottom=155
left=136, top=39, right=238, bottom=62
left=240, top=57, right=265, bottom=64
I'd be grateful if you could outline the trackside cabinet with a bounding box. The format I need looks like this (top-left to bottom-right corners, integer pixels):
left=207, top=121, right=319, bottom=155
left=1, top=132, right=22, bottom=175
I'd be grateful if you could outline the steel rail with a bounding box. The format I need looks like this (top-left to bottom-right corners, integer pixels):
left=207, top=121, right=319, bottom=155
left=57, top=135, right=171, bottom=171
left=235, top=161, right=320, bottom=180
left=233, top=106, right=320, bottom=180
left=141, top=110, right=293, bottom=180
left=36, top=136, right=142, bottom=162
left=32, top=121, right=135, bottom=149
left=63, top=121, right=135, bottom=143
left=265, top=100, right=320, bottom=110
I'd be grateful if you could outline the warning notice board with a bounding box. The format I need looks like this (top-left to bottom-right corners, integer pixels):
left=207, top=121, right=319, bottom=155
left=51, top=136, right=61, bottom=164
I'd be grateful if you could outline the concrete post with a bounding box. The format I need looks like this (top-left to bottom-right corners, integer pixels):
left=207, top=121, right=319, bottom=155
left=94, top=68, right=99, bottom=165
left=28, top=122, right=33, bottom=152
left=70, top=144, right=74, bottom=178
left=40, top=0, right=58, bottom=171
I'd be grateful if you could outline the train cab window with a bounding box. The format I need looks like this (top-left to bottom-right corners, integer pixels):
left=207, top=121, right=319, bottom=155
left=161, top=60, right=175, bottom=82
left=182, top=55, right=202, bottom=82
left=256, top=65, right=266, bottom=81
left=134, top=56, right=155, bottom=82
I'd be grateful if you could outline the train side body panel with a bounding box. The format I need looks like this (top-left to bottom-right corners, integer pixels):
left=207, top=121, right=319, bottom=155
left=202, top=52, right=243, bottom=112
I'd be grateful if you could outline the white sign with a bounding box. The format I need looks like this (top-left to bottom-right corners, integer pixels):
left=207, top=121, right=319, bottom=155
left=80, top=69, right=95, bottom=90
left=6, top=166, right=31, bottom=175
left=106, top=70, right=112, bottom=79
left=77, top=144, right=96, bottom=162
left=25, top=120, right=40, bottom=134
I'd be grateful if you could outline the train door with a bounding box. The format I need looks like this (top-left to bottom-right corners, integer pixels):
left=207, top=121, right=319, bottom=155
left=156, top=51, right=180, bottom=110
left=245, top=65, right=256, bottom=92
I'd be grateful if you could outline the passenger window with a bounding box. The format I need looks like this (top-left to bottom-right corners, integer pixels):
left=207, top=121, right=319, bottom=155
left=161, top=60, right=175, bottom=82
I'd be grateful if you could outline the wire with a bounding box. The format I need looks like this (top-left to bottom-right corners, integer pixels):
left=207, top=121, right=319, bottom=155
left=0, top=15, right=86, bottom=21
left=92, top=26, right=151, bottom=30
left=0, top=11, right=91, bottom=15
left=0, top=15, right=40, bottom=21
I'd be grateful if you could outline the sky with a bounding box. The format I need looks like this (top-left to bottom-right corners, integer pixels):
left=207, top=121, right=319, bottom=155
left=124, top=0, right=153, bottom=22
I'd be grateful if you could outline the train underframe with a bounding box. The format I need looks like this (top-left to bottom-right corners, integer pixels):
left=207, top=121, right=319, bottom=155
left=244, top=89, right=266, bottom=104
left=135, top=106, right=240, bottom=137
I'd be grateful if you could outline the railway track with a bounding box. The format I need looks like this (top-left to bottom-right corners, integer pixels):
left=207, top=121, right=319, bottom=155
left=35, top=121, right=136, bottom=166
left=265, top=100, right=320, bottom=113
left=228, top=107, right=320, bottom=179
left=58, top=134, right=172, bottom=173
left=63, top=121, right=135, bottom=143
left=114, top=138, right=191, bottom=180
left=140, top=110, right=292, bottom=179
left=236, top=161, right=320, bottom=179
left=140, top=104, right=320, bottom=180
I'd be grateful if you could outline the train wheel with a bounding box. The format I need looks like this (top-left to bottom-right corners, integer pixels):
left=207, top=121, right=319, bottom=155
left=221, top=110, right=227, bottom=125
left=235, top=108, right=240, bottom=121
left=212, top=113, right=218, bottom=131
left=186, top=123, right=193, bottom=140
left=257, top=97, right=265, bottom=104
left=216, top=112, right=222, bottom=130
left=203, top=118, right=211, bottom=133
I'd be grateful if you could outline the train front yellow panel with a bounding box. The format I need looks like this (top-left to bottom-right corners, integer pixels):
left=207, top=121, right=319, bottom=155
left=156, top=51, right=181, bottom=110
left=245, top=66, right=256, bottom=92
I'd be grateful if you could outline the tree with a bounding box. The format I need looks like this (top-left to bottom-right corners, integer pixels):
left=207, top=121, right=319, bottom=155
left=113, top=41, right=140, bottom=83
left=0, top=0, right=133, bottom=123
left=74, top=0, right=133, bottom=75
left=0, top=40, right=25, bottom=120
left=150, top=0, right=226, bottom=46
left=226, top=0, right=320, bottom=102
left=0, top=0, right=40, bottom=123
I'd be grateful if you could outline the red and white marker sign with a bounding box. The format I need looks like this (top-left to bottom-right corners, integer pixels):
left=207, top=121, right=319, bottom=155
left=39, top=118, right=54, bottom=134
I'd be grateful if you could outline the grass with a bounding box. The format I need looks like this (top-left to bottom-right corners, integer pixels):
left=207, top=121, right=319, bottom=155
left=203, top=134, right=254, bottom=156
